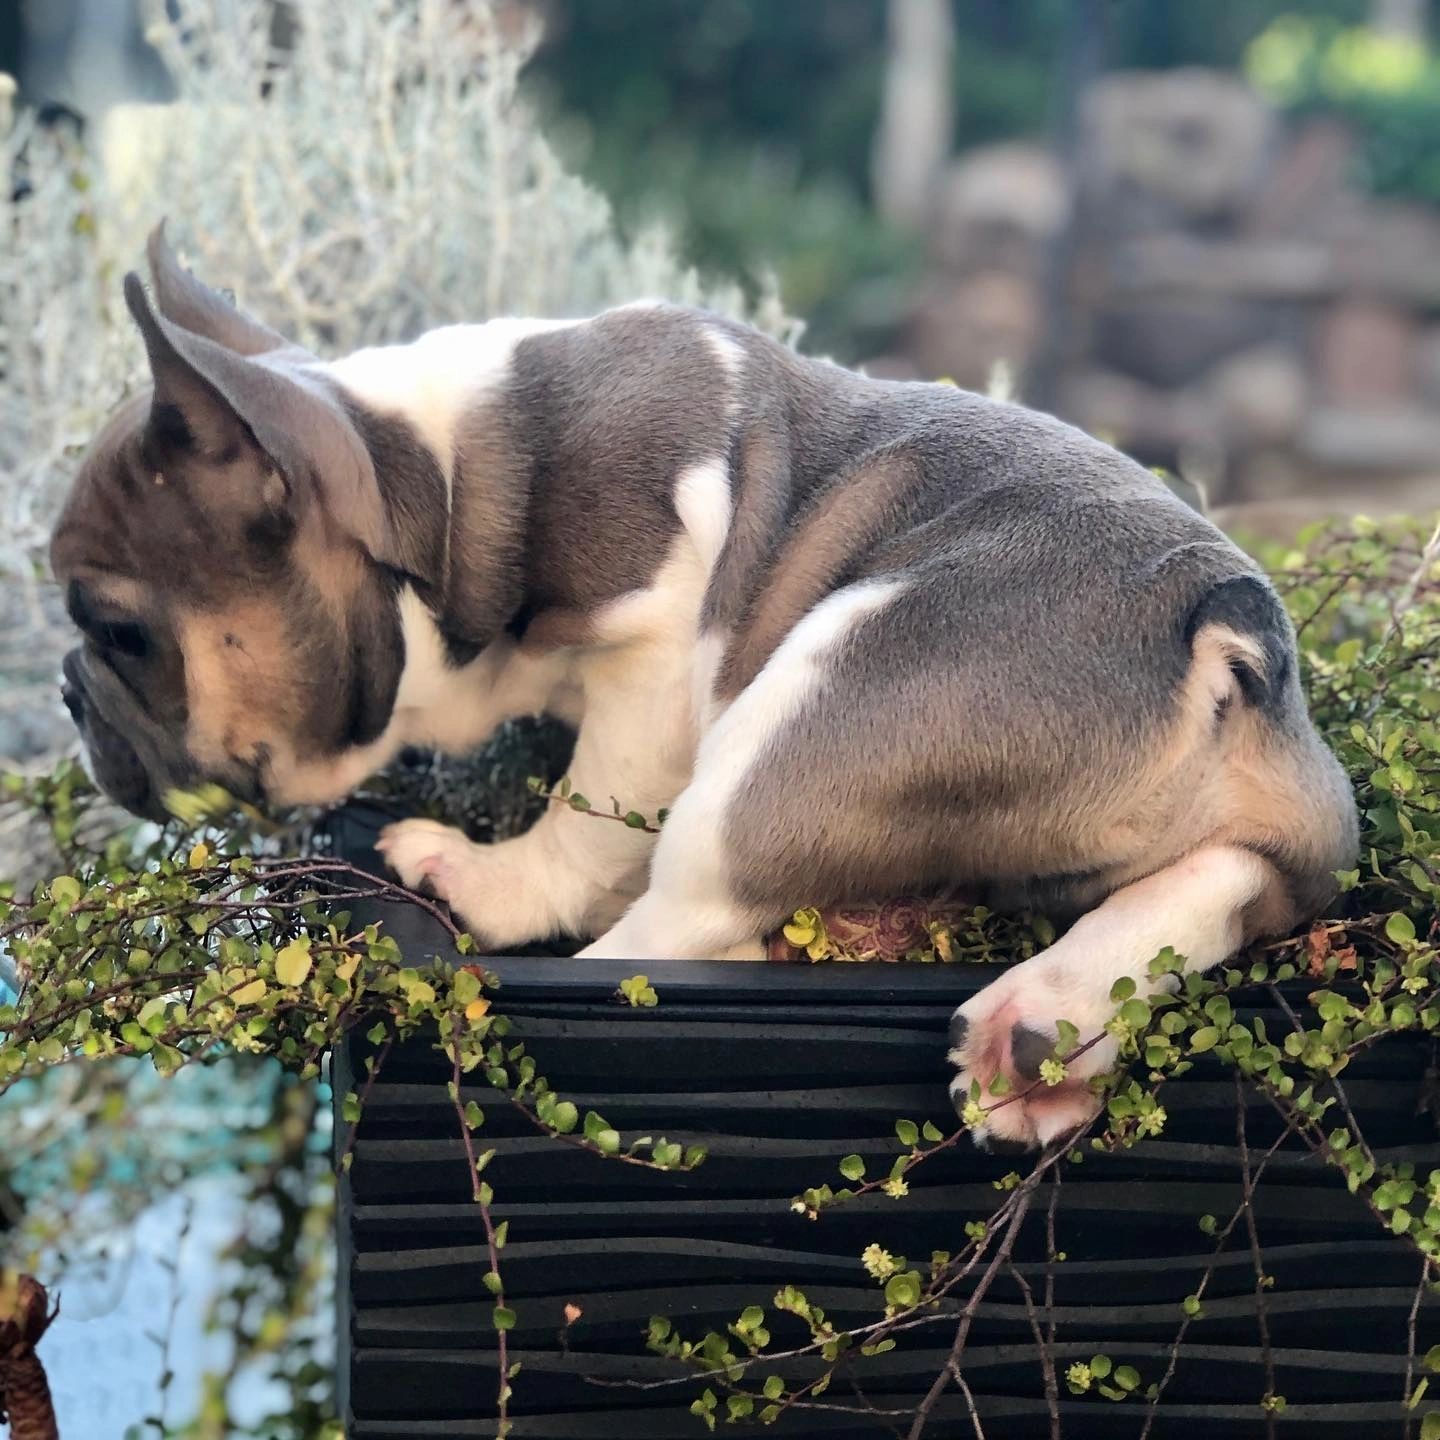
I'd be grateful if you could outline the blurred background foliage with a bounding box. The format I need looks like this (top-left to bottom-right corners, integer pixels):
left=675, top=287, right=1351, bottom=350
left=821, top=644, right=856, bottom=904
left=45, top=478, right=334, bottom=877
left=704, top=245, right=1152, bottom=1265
left=522, top=0, right=1400, bottom=356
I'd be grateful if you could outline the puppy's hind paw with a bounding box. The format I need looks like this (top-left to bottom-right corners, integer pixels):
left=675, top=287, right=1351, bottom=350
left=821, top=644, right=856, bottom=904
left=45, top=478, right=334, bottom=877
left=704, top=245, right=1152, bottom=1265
left=946, top=980, right=1116, bottom=1150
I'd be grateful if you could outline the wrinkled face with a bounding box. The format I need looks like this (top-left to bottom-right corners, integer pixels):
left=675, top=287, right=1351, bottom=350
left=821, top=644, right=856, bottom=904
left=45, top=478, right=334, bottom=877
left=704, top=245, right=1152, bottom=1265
left=49, top=228, right=407, bottom=817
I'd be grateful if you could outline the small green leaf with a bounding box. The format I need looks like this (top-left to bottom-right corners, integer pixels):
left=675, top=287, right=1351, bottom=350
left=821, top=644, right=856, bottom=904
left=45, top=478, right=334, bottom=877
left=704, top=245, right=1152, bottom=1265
left=1387, top=912, right=1417, bottom=945
left=839, top=1154, right=866, bottom=1181
left=49, top=875, right=82, bottom=908
left=232, top=978, right=267, bottom=1007
left=1119, top=998, right=1151, bottom=1029
left=275, top=939, right=312, bottom=987
left=883, top=1271, right=922, bottom=1309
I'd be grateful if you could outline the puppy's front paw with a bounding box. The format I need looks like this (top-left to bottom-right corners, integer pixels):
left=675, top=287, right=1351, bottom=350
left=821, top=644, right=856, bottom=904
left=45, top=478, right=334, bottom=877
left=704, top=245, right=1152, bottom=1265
left=376, top=818, right=485, bottom=921
left=947, top=961, right=1120, bottom=1149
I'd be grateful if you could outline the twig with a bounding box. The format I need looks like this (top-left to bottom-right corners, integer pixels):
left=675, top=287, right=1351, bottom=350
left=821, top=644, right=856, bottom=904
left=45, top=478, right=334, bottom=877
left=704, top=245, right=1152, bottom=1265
left=335, top=1031, right=394, bottom=1175
left=905, top=1146, right=1055, bottom=1440
left=1235, top=1073, right=1277, bottom=1439
left=1138, top=1110, right=1300, bottom=1440
left=1403, top=1255, right=1428, bottom=1439
left=449, top=1015, right=511, bottom=1433
left=1385, top=513, right=1440, bottom=644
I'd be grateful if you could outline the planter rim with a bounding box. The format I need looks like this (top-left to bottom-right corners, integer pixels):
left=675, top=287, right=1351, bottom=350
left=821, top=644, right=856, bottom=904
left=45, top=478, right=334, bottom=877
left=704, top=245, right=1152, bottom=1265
left=325, top=802, right=1008, bottom=1003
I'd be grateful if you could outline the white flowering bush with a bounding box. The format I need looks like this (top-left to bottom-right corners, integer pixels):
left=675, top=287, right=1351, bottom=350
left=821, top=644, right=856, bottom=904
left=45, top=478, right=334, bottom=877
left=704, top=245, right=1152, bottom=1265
left=0, top=0, right=795, bottom=747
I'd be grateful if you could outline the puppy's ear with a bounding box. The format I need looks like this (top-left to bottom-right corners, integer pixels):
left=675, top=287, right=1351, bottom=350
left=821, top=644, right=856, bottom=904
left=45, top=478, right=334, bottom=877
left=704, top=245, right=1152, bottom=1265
left=145, top=221, right=296, bottom=357
left=123, top=272, right=388, bottom=558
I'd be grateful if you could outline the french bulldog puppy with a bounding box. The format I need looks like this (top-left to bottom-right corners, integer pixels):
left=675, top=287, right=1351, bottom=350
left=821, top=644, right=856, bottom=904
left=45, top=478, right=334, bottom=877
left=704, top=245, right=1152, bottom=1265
left=52, top=227, right=1357, bottom=1145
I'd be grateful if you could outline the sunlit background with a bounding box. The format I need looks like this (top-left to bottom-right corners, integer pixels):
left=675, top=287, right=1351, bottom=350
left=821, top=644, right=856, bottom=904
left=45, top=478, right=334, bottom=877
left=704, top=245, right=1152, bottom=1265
left=4, top=2, right=1440, bottom=1434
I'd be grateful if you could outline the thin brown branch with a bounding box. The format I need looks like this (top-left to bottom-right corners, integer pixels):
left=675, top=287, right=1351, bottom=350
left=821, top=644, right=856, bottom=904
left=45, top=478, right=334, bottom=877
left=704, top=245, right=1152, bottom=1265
left=335, top=1030, right=394, bottom=1176
left=1235, top=1073, right=1277, bottom=1439
left=1403, top=1254, right=1428, bottom=1440
left=905, top=1143, right=1057, bottom=1440
left=1138, top=1110, right=1300, bottom=1440
left=448, top=1015, right=510, bottom=1432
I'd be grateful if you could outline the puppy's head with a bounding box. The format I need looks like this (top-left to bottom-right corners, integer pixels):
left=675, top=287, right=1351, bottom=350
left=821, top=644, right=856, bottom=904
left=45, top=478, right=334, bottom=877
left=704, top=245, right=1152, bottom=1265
left=50, top=226, right=413, bottom=817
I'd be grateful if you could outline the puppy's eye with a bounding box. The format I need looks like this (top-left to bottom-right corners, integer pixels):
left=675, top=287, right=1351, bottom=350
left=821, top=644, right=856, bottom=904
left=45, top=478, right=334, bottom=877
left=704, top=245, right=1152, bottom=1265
left=98, top=621, right=150, bottom=660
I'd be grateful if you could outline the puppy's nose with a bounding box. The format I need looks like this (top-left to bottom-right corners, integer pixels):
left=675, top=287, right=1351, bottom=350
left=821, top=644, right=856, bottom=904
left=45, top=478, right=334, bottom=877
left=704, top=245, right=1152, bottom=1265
left=60, top=648, right=87, bottom=725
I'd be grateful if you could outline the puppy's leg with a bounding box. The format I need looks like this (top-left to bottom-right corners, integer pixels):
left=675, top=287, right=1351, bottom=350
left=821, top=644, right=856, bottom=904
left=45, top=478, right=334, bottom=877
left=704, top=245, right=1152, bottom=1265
left=948, top=845, right=1280, bottom=1148
left=381, top=645, right=697, bottom=947
left=378, top=799, right=655, bottom=946
left=579, top=580, right=907, bottom=961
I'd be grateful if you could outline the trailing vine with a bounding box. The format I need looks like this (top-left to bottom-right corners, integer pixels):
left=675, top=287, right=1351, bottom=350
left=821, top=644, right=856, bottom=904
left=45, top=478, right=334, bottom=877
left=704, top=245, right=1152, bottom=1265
left=0, top=514, right=1436, bottom=1436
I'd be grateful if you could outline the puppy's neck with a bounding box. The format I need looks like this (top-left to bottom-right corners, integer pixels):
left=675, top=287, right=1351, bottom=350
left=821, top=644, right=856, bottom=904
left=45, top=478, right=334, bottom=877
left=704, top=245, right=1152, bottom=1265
left=324, top=320, right=574, bottom=491
left=321, top=318, right=577, bottom=665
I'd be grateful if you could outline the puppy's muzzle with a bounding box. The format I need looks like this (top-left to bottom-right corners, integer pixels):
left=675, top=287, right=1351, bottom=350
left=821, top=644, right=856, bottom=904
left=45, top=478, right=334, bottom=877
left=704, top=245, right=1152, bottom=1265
left=61, top=648, right=165, bottom=820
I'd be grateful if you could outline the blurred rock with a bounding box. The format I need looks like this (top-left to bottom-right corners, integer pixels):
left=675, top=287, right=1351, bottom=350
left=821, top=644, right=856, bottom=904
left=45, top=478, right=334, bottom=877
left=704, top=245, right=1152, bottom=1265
left=885, top=63, right=1440, bottom=526
left=1315, top=300, right=1417, bottom=410
left=1110, top=234, right=1335, bottom=300
left=1248, top=117, right=1359, bottom=236
left=1085, top=68, right=1275, bottom=223
left=1092, top=296, right=1294, bottom=388
left=1300, top=406, right=1440, bottom=471
left=1414, top=325, right=1440, bottom=405
left=903, top=270, right=1040, bottom=391
left=1209, top=345, right=1308, bottom=448
left=930, top=143, right=1065, bottom=273
left=1060, top=367, right=1220, bottom=461
left=1330, top=202, right=1440, bottom=301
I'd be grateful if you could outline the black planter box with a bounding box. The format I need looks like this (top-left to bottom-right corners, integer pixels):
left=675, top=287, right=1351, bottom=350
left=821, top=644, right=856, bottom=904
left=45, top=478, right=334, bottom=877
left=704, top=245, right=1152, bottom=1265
left=328, top=807, right=1439, bottom=1439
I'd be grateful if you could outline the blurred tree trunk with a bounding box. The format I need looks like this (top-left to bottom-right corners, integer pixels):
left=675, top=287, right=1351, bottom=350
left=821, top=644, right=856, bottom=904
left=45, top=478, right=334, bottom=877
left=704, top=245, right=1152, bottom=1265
left=1026, top=0, right=1108, bottom=415
left=872, top=0, right=954, bottom=229
left=1370, top=0, right=1427, bottom=42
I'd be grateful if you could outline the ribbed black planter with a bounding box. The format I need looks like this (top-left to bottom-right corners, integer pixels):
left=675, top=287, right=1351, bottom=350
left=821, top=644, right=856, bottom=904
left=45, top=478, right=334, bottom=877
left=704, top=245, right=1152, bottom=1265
left=327, top=807, right=1439, bottom=1439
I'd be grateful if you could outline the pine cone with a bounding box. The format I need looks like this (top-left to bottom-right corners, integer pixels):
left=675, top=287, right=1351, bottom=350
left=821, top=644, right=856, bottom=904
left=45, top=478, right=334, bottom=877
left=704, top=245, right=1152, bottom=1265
left=0, top=1274, right=59, bottom=1440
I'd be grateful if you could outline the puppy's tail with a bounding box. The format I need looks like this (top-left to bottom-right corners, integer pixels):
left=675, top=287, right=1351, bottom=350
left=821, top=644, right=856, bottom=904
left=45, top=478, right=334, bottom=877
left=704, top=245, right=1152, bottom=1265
left=1184, top=573, right=1358, bottom=926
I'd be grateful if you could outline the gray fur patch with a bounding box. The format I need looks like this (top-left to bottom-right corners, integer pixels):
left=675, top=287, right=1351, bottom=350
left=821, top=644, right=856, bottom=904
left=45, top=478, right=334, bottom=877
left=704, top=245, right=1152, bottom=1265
left=501, top=307, right=734, bottom=619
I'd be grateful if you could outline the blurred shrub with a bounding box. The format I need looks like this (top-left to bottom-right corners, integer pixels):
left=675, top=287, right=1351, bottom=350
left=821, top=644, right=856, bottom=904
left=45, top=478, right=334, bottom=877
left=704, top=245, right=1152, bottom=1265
left=1247, top=13, right=1440, bottom=202
left=0, top=0, right=794, bottom=719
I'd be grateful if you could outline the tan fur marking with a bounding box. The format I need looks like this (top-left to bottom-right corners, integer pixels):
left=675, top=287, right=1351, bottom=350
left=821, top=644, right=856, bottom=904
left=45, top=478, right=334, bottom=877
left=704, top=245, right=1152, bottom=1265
left=717, top=453, right=922, bottom=698
left=518, top=607, right=596, bottom=653
left=292, top=515, right=367, bottom=627
left=85, top=575, right=150, bottom=612
left=1076, top=622, right=1344, bottom=929
left=178, top=603, right=302, bottom=774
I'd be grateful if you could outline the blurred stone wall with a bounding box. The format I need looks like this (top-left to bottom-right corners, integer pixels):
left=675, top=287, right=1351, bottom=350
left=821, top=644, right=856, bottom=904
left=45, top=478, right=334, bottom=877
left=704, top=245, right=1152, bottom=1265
left=876, top=68, right=1440, bottom=533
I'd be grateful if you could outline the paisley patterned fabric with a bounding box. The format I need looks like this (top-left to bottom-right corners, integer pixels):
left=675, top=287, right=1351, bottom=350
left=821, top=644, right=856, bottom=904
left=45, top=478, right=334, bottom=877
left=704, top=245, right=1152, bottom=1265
left=764, top=899, right=977, bottom=963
